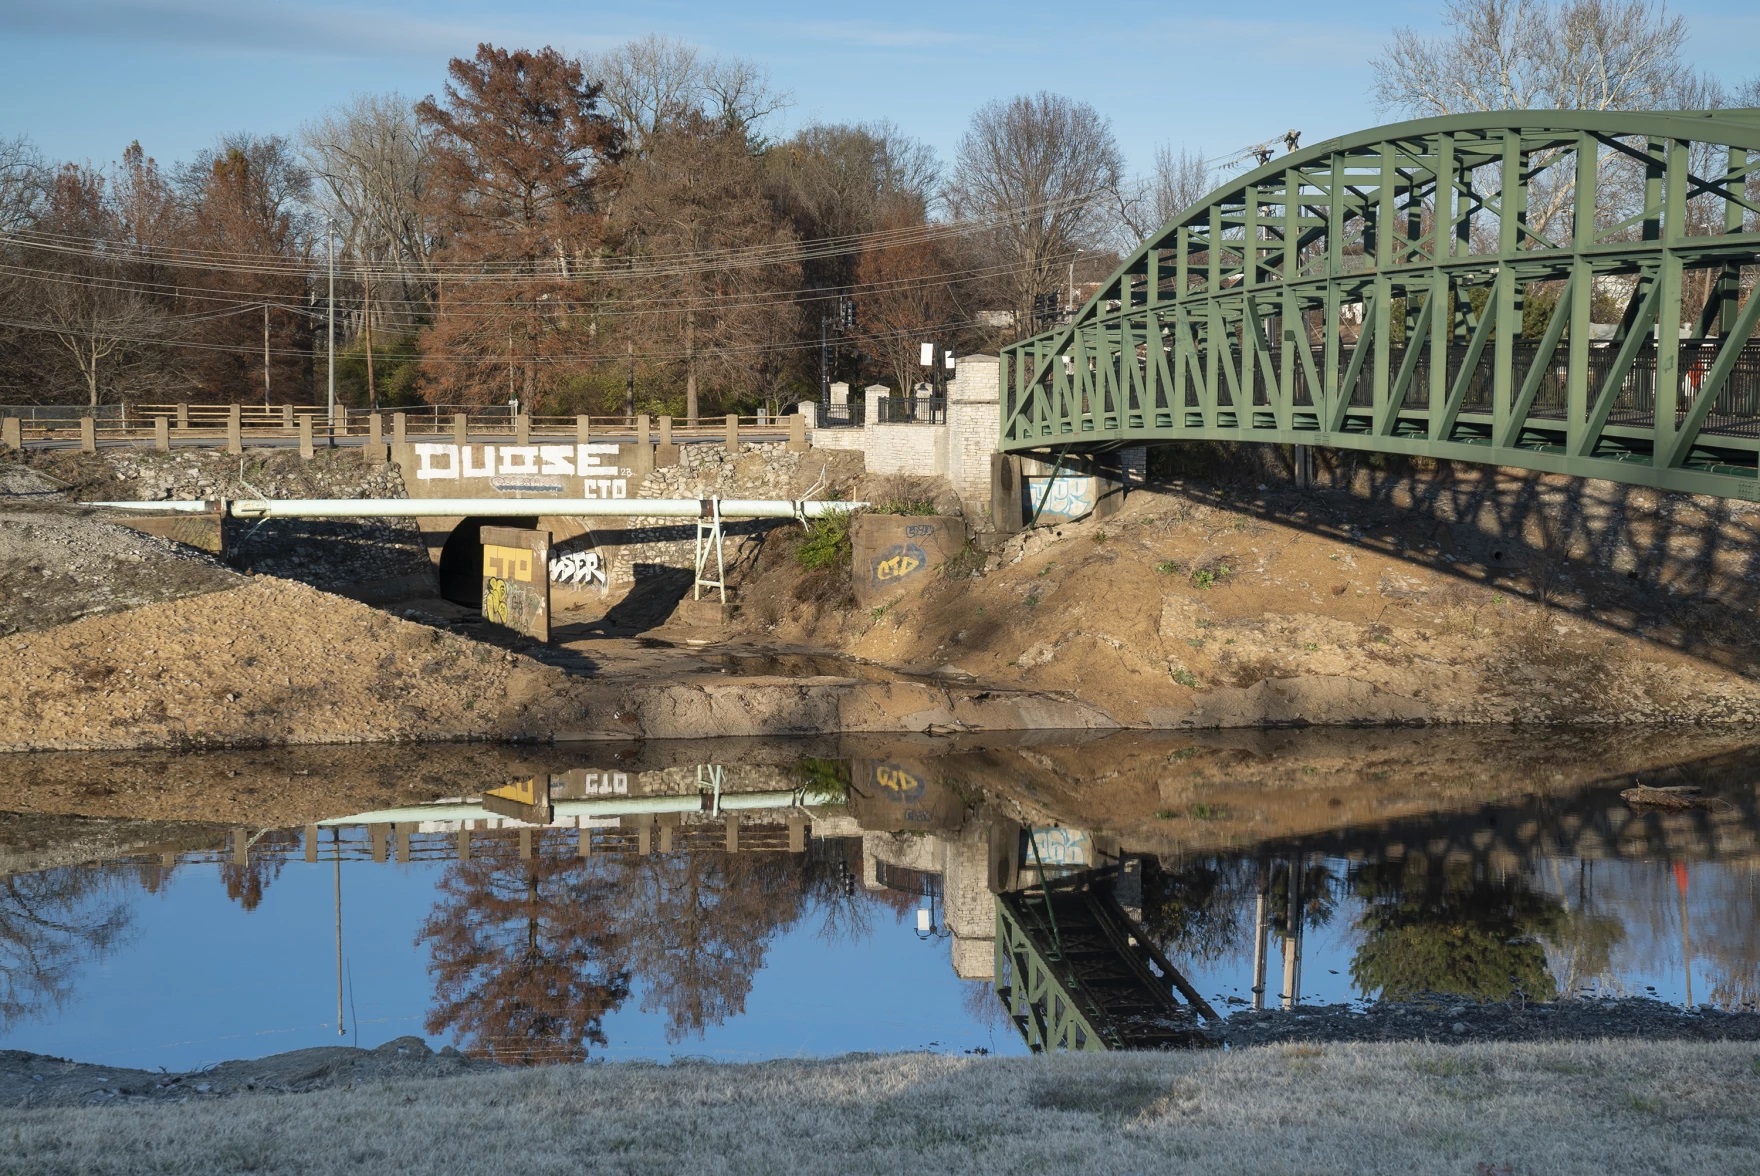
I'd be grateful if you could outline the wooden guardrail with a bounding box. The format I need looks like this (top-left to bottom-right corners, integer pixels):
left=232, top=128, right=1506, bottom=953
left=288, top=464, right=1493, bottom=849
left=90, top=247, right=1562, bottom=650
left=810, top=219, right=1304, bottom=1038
left=0, top=403, right=806, bottom=456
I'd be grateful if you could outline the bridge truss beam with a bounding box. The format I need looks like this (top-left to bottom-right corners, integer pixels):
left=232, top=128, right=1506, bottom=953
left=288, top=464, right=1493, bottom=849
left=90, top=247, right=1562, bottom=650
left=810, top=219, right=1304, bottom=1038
left=1001, top=110, right=1760, bottom=501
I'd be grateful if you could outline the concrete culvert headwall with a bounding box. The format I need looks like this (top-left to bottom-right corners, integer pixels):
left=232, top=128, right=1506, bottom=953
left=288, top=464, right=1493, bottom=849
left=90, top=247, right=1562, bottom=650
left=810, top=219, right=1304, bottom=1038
left=438, top=516, right=538, bottom=606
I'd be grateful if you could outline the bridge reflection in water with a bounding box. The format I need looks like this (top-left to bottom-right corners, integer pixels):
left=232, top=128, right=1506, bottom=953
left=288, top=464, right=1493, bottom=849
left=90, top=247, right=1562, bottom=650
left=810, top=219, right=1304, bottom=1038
left=4, top=732, right=1760, bottom=1063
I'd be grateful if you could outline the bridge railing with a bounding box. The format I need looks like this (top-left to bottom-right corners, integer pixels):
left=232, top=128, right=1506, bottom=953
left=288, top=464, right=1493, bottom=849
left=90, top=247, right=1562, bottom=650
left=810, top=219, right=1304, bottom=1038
left=1, top=403, right=800, bottom=448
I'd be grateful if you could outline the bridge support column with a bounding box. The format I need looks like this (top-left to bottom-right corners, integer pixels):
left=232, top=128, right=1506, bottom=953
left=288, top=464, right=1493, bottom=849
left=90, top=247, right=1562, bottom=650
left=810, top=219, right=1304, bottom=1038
left=1293, top=444, right=1314, bottom=490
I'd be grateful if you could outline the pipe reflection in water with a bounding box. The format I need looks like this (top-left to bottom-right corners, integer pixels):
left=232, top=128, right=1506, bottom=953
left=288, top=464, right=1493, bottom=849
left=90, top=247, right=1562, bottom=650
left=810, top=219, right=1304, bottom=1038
left=7, top=732, right=1760, bottom=1065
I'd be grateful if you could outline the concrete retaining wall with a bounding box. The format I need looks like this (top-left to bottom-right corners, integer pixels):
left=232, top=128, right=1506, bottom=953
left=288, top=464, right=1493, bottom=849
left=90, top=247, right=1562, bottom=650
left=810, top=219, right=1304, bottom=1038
left=851, top=514, right=965, bottom=608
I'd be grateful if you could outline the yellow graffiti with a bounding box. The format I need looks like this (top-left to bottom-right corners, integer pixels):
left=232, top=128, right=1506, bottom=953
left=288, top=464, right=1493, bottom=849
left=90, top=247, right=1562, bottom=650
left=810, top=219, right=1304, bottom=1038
left=487, top=777, right=542, bottom=806
left=483, top=577, right=510, bottom=624
left=875, top=553, right=921, bottom=580
left=483, top=544, right=534, bottom=583
left=874, top=764, right=924, bottom=794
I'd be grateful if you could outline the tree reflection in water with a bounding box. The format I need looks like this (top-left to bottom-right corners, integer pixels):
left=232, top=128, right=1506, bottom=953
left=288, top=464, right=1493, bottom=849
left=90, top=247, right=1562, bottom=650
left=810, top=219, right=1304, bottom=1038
left=1348, top=860, right=1570, bottom=1002
left=0, top=867, right=131, bottom=1030
left=419, top=833, right=878, bottom=1058
left=419, top=834, right=630, bottom=1065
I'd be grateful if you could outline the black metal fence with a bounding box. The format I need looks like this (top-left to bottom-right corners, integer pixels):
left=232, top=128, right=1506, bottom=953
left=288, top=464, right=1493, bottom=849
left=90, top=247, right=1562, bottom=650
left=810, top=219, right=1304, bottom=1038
left=816, top=400, right=865, bottom=428
left=874, top=394, right=947, bottom=424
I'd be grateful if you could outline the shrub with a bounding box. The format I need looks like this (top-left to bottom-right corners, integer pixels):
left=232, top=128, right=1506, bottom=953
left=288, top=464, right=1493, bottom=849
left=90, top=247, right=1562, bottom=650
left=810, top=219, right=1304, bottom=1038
left=796, top=512, right=853, bottom=571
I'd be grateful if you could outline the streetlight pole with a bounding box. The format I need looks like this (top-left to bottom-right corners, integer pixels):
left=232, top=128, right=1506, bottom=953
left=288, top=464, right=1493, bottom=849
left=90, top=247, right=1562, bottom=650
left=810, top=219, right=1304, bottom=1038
left=325, top=218, right=336, bottom=429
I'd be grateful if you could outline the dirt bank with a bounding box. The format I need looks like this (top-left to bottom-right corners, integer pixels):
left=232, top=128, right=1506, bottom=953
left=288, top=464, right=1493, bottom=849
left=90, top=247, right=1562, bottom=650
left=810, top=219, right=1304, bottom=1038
left=4, top=1038, right=1757, bottom=1174
left=738, top=481, right=1760, bottom=726
left=0, top=576, right=1113, bottom=752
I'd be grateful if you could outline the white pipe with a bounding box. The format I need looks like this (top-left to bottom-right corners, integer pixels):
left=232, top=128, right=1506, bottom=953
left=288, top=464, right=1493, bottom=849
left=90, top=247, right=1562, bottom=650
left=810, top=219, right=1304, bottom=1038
left=82, top=497, right=866, bottom=519
left=315, top=786, right=843, bottom=826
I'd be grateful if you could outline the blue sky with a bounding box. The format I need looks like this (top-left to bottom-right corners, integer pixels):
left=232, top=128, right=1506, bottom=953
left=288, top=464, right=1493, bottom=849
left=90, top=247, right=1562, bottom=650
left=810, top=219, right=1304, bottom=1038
left=2, top=0, right=1759, bottom=182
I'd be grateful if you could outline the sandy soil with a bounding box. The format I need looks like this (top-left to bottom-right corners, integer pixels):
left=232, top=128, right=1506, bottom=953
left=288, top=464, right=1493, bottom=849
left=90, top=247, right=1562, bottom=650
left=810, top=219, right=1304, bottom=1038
left=737, top=483, right=1760, bottom=726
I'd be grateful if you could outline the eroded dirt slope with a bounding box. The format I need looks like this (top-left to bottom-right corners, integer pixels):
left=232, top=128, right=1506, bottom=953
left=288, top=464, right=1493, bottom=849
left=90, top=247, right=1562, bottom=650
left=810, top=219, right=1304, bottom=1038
left=737, top=484, right=1760, bottom=726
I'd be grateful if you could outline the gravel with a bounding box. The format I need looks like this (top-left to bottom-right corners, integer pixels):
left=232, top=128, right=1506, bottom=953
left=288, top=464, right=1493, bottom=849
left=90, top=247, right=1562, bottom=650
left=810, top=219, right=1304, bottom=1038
left=1218, top=995, right=1760, bottom=1046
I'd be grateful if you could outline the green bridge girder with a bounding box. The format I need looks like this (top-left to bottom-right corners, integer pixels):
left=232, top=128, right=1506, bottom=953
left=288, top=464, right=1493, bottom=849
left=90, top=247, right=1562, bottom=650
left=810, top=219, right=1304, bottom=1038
left=1000, top=110, right=1760, bottom=501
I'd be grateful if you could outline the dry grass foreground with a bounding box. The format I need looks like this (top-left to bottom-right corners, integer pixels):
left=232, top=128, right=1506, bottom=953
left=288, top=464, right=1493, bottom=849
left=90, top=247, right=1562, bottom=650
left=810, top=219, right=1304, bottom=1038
left=5, top=1041, right=1759, bottom=1175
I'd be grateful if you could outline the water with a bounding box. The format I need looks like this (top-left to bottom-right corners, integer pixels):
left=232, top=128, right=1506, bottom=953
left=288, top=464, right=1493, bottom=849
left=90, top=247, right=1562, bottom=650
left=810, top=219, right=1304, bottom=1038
left=1, top=727, right=1757, bottom=1066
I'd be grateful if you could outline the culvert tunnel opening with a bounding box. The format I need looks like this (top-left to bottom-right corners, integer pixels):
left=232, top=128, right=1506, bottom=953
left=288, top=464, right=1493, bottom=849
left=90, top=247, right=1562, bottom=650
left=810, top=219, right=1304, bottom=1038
left=437, top=516, right=540, bottom=607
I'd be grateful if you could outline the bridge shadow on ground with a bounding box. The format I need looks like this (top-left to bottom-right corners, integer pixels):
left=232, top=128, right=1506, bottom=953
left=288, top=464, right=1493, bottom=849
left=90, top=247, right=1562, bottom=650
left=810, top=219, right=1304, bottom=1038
left=1154, top=447, right=1760, bottom=678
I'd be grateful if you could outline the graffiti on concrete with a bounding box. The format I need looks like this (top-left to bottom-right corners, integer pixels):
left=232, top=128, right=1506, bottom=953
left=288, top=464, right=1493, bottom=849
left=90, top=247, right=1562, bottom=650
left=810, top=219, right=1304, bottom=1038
left=872, top=543, right=927, bottom=584
left=1025, top=475, right=1098, bottom=521
left=413, top=442, right=627, bottom=498
left=550, top=549, right=607, bottom=588
left=873, top=763, right=926, bottom=800
left=480, top=528, right=550, bottom=641
left=482, top=576, right=511, bottom=625
left=1029, top=826, right=1093, bottom=868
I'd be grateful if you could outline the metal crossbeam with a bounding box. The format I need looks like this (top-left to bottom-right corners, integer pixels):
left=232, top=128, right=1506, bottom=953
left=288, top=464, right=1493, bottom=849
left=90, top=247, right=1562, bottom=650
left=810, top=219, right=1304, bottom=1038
left=1001, top=110, right=1760, bottom=501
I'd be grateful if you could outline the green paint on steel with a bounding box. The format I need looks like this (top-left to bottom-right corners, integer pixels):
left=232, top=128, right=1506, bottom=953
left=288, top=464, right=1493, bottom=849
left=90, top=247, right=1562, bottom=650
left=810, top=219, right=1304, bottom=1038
left=1000, top=110, right=1760, bottom=501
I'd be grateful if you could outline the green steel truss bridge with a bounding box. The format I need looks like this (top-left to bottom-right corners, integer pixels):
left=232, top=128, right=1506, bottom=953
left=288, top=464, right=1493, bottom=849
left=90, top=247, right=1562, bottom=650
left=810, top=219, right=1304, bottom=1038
left=1000, top=110, right=1760, bottom=501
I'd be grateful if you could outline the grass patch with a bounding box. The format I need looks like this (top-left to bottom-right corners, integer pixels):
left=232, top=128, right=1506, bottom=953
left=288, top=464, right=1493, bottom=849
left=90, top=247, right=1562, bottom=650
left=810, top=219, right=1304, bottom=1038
left=1171, top=668, right=1198, bottom=688
left=796, top=512, right=853, bottom=571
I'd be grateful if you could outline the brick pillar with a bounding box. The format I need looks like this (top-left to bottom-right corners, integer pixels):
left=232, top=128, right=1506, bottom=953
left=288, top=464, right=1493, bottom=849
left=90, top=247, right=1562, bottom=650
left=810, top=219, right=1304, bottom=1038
left=225, top=404, right=242, bottom=455
left=154, top=416, right=169, bottom=452
left=788, top=411, right=807, bottom=452
left=453, top=413, right=468, bottom=447
left=80, top=416, right=96, bottom=453
left=298, top=415, right=314, bottom=460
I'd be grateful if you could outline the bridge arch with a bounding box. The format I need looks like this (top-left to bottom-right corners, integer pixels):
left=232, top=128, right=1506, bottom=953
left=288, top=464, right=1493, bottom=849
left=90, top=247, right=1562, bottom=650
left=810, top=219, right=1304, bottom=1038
left=1001, top=109, right=1760, bottom=501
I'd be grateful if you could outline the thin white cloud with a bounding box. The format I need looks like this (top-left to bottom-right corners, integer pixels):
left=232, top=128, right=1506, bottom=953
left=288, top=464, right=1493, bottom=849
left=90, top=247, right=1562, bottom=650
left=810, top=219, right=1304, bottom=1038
left=786, top=19, right=973, bottom=51
left=0, top=0, right=617, bottom=60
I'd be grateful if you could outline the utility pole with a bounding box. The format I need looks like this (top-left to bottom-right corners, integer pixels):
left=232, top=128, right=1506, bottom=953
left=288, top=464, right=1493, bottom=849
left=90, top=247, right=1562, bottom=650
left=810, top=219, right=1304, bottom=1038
left=362, top=264, right=376, bottom=412
left=263, top=304, right=270, bottom=407
left=819, top=312, right=829, bottom=402
left=625, top=339, right=635, bottom=420
left=325, top=218, right=336, bottom=429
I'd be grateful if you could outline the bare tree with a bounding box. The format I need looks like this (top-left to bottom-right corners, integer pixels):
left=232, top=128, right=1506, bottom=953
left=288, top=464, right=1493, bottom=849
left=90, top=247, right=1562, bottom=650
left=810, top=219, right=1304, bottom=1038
left=0, top=135, right=47, bottom=233
left=1118, top=144, right=1211, bottom=241
left=1374, top=0, right=1688, bottom=116
left=946, top=92, right=1123, bottom=335
left=584, top=35, right=787, bottom=158
left=303, top=92, right=437, bottom=332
